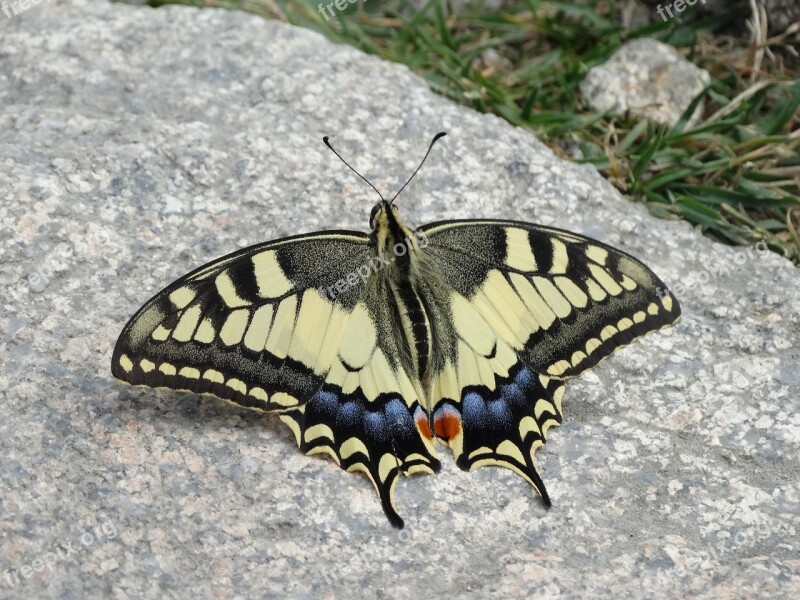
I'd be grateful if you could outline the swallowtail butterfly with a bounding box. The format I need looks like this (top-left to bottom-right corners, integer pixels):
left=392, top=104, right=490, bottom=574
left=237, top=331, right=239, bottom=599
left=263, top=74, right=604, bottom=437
left=112, top=133, right=680, bottom=528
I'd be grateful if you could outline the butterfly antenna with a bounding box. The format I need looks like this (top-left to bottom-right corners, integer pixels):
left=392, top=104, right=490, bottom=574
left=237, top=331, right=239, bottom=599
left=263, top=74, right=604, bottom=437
left=389, top=131, right=447, bottom=205
left=323, top=136, right=386, bottom=202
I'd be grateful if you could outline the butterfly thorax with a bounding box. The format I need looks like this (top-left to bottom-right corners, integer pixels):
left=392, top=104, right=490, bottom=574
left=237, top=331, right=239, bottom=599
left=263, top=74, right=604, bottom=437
left=371, top=203, right=434, bottom=398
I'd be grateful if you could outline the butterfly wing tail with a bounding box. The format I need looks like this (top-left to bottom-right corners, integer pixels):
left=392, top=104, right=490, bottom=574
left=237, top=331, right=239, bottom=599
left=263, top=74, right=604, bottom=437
left=433, top=361, right=563, bottom=507
left=279, top=383, right=441, bottom=529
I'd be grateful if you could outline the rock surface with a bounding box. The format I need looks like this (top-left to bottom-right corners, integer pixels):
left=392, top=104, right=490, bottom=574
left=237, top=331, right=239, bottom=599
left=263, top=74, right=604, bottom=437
left=580, top=38, right=711, bottom=128
left=1, top=1, right=799, bottom=598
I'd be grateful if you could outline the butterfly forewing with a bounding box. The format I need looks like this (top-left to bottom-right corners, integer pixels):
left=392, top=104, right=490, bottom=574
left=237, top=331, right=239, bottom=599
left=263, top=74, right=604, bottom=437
left=113, top=232, right=368, bottom=402
left=420, top=220, right=680, bottom=378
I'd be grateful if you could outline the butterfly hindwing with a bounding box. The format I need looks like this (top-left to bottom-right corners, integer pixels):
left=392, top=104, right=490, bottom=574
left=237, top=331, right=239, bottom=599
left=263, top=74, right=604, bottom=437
left=277, top=285, right=441, bottom=528
left=283, top=379, right=439, bottom=529
left=112, top=231, right=440, bottom=527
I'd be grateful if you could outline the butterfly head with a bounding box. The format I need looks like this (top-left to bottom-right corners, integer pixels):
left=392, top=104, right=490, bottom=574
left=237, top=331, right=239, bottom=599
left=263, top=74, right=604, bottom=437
left=369, top=200, right=394, bottom=230
left=368, top=200, right=422, bottom=261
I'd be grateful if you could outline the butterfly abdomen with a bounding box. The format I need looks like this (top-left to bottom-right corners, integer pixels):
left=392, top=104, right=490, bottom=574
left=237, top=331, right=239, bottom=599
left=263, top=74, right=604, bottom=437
left=389, top=278, right=432, bottom=389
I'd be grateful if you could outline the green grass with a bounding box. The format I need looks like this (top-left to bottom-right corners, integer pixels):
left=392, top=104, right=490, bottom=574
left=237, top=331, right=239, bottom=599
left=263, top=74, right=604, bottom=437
left=147, top=0, right=800, bottom=264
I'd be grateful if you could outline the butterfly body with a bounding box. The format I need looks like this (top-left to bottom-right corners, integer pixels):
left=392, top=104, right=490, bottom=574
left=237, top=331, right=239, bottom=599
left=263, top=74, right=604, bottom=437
left=113, top=138, right=680, bottom=528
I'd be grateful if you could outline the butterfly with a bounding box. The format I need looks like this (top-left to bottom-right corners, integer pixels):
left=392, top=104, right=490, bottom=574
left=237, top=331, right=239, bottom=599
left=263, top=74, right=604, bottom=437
left=112, top=132, right=680, bottom=528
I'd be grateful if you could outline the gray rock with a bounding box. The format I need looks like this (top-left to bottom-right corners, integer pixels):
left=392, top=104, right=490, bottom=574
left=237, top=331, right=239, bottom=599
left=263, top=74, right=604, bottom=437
left=1, top=1, right=798, bottom=598
left=580, top=38, right=711, bottom=127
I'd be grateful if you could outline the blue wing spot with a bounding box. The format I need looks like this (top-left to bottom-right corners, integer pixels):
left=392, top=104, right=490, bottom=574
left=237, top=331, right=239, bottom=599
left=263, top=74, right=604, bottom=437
left=385, top=398, right=412, bottom=428
left=462, top=392, right=489, bottom=429
left=499, top=381, right=525, bottom=409
left=514, top=365, right=533, bottom=387
left=487, top=398, right=513, bottom=429
left=337, top=400, right=361, bottom=429
left=310, top=388, right=340, bottom=414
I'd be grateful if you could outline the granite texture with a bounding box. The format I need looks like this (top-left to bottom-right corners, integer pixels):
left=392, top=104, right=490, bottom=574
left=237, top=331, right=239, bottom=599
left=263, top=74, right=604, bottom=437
left=1, top=1, right=799, bottom=599
left=580, top=38, right=711, bottom=128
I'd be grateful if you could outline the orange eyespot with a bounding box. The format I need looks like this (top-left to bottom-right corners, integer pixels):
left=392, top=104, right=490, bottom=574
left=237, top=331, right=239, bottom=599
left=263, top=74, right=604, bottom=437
left=433, top=408, right=462, bottom=441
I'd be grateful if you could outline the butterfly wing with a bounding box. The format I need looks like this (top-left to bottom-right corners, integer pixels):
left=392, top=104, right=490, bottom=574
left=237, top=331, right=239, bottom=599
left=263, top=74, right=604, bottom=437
left=112, top=231, right=439, bottom=528
left=415, top=219, right=680, bottom=503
